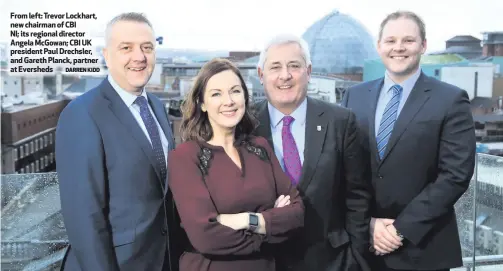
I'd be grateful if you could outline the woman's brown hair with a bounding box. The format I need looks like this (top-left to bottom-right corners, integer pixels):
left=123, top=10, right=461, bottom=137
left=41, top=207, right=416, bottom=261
left=180, top=58, right=258, bottom=142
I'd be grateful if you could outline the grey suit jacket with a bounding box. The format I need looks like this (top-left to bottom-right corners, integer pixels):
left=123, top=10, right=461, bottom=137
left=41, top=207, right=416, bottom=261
left=254, top=97, right=372, bottom=271
left=342, top=72, right=476, bottom=270
left=56, top=78, right=180, bottom=271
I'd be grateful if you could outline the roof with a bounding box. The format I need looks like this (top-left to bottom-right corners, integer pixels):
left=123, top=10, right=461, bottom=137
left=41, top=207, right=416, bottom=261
left=64, top=76, right=105, bottom=93
left=471, top=97, right=498, bottom=109
left=244, top=55, right=259, bottom=65
left=1, top=100, right=64, bottom=113
left=301, top=9, right=378, bottom=74
left=473, top=56, right=495, bottom=61
left=447, top=35, right=481, bottom=42
left=473, top=114, right=503, bottom=123
left=420, top=54, right=467, bottom=64
left=444, top=46, right=482, bottom=54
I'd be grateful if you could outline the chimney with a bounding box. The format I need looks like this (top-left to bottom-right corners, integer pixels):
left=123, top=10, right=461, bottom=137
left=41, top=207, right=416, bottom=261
left=474, top=72, right=478, bottom=98
left=495, top=96, right=503, bottom=115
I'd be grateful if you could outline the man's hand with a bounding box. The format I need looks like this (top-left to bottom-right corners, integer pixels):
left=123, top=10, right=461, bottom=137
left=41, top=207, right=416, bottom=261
left=274, top=195, right=290, bottom=208
left=370, top=217, right=403, bottom=255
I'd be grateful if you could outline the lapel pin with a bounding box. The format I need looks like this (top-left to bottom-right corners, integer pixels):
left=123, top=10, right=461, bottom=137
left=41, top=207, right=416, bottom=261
left=317, top=125, right=321, bottom=131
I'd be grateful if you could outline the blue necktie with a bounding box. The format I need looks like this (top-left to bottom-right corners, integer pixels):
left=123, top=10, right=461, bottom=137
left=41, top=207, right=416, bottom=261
left=376, top=85, right=403, bottom=160
left=135, top=96, right=167, bottom=182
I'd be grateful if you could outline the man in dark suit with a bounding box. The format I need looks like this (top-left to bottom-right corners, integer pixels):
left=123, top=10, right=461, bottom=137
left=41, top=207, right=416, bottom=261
left=254, top=34, right=372, bottom=271
left=342, top=11, right=476, bottom=271
left=56, top=13, right=180, bottom=271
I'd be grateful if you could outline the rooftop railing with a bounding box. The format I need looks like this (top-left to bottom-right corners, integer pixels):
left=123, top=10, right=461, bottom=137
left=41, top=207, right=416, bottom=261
left=1, top=153, right=502, bottom=270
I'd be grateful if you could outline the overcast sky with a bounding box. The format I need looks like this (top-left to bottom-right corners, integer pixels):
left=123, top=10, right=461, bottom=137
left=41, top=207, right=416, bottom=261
left=1, top=0, right=502, bottom=53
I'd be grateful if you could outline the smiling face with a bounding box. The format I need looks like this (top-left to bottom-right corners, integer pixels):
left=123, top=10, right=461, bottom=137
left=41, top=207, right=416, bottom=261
left=103, top=20, right=156, bottom=94
left=201, top=70, right=246, bottom=135
left=378, top=17, right=426, bottom=83
left=258, top=42, right=311, bottom=115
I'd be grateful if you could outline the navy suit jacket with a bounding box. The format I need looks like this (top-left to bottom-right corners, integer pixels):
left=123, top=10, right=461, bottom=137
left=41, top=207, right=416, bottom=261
left=56, top=78, right=181, bottom=271
left=342, top=72, right=476, bottom=270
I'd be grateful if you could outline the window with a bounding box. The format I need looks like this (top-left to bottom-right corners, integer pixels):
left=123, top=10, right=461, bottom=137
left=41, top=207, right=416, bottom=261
left=25, top=144, right=29, bottom=155
left=50, top=153, right=54, bottom=163
left=20, top=146, right=24, bottom=158
left=44, top=155, right=48, bottom=167
left=25, top=165, right=29, bottom=173
left=30, top=163, right=34, bottom=172
left=35, top=140, right=38, bottom=151
left=35, top=160, right=39, bottom=172
left=13, top=149, right=18, bottom=161
left=30, top=142, right=34, bottom=154
left=20, top=168, right=24, bottom=173
left=39, top=138, right=43, bottom=149
left=49, top=133, right=53, bottom=144
left=44, top=136, right=48, bottom=147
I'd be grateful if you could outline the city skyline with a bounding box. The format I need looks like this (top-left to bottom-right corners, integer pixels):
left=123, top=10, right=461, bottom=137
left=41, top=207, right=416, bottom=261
left=1, top=0, right=502, bottom=53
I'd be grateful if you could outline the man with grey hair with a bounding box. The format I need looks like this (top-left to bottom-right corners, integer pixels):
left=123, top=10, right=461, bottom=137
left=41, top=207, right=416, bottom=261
left=57, top=12, right=181, bottom=271
left=254, top=33, right=372, bottom=271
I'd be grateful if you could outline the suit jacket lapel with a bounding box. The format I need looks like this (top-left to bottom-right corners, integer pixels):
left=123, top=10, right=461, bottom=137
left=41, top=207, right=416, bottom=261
left=379, top=73, right=431, bottom=165
left=368, top=78, right=384, bottom=164
left=255, top=101, right=274, bottom=149
left=298, top=97, right=327, bottom=191
left=101, top=80, right=164, bottom=191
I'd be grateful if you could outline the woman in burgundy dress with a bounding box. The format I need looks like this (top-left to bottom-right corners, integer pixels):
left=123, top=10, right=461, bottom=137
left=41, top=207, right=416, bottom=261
left=167, top=58, right=305, bottom=271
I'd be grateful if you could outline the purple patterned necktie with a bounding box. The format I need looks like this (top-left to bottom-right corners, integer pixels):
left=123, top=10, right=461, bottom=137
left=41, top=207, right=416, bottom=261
left=282, top=116, right=302, bottom=185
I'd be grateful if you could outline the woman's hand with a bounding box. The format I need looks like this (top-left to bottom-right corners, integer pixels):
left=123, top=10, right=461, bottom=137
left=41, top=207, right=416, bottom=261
left=216, top=213, right=266, bottom=234
left=216, top=213, right=248, bottom=230
left=274, top=195, right=291, bottom=208
left=215, top=195, right=291, bottom=234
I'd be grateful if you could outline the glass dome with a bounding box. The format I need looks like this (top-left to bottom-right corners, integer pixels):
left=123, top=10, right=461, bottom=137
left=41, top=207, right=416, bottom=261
left=302, top=10, right=378, bottom=74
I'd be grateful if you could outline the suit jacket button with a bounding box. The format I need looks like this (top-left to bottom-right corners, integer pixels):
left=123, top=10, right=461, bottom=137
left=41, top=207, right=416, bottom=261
left=378, top=174, right=383, bottom=179
left=161, top=228, right=167, bottom=236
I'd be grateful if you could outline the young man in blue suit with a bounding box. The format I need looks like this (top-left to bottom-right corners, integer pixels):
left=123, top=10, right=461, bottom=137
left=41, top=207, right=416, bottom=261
left=56, top=12, right=180, bottom=271
left=342, top=11, right=476, bottom=271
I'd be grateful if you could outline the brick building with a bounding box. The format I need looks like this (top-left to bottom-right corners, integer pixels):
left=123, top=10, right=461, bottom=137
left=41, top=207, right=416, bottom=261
left=1, top=100, right=69, bottom=174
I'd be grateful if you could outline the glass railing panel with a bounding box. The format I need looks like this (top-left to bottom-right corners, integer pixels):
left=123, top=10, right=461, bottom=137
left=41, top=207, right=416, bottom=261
left=472, top=154, right=503, bottom=270
left=1, top=154, right=502, bottom=270
left=1, top=172, right=67, bottom=271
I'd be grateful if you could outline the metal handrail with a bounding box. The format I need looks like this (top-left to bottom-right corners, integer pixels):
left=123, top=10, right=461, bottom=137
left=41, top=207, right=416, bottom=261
left=462, top=254, right=503, bottom=270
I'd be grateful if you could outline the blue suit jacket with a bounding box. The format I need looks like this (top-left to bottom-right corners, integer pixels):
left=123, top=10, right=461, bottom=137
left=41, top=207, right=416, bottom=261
left=56, top=78, right=181, bottom=271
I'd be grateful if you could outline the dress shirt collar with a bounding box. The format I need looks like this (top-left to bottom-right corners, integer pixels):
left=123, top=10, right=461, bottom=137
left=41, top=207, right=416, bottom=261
left=268, top=97, right=308, bottom=128
left=383, top=67, right=421, bottom=93
left=108, top=75, right=148, bottom=107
